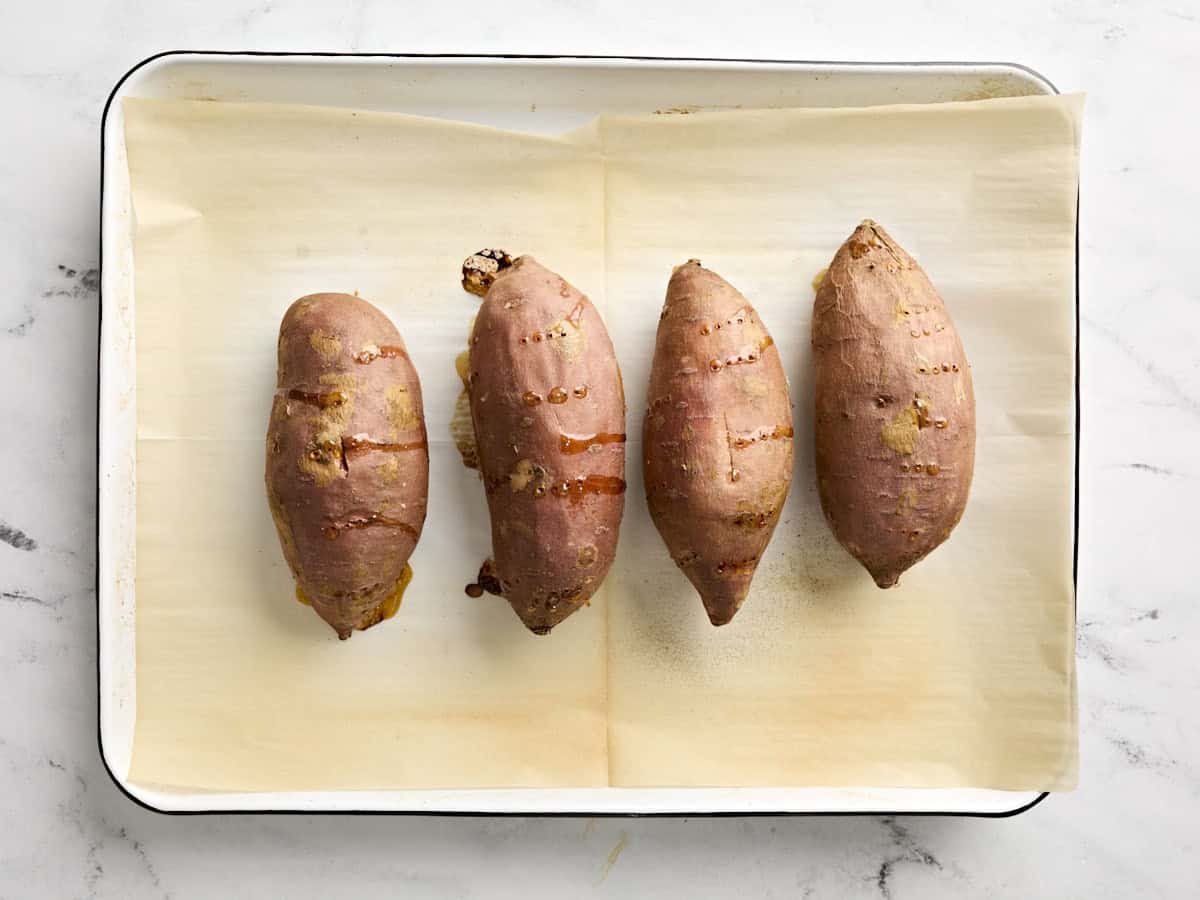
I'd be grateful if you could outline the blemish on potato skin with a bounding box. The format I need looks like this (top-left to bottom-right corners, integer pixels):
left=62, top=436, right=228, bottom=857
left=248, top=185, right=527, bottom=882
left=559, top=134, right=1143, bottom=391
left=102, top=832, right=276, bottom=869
left=739, top=377, right=770, bottom=398
left=309, top=329, right=342, bottom=360
left=386, top=383, right=420, bottom=437
left=880, top=405, right=920, bottom=455
left=377, top=455, right=402, bottom=483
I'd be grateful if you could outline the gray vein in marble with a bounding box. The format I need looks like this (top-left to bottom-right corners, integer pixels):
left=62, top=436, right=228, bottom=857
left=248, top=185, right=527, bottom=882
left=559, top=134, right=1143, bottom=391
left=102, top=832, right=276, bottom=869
left=43, top=751, right=169, bottom=899
left=1119, top=462, right=1185, bottom=477
left=236, top=0, right=275, bottom=30
left=874, top=818, right=944, bottom=899
left=6, top=309, right=35, bottom=336
left=1165, top=8, right=1200, bottom=23
left=116, top=826, right=167, bottom=898
left=1077, top=618, right=1129, bottom=671
left=0, top=522, right=38, bottom=552
left=1105, top=735, right=1179, bottom=773
left=5, top=264, right=98, bottom=337
left=1084, top=316, right=1200, bottom=418
left=42, top=265, right=99, bottom=299
left=1, top=589, right=56, bottom=608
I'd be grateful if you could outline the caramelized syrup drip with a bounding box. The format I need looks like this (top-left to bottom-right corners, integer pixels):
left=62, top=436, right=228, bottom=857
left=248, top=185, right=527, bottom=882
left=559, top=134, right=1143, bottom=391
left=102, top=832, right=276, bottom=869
left=547, top=387, right=569, bottom=404
left=558, top=432, right=627, bottom=455
left=548, top=474, right=627, bottom=504
left=287, top=388, right=346, bottom=408
left=342, top=434, right=428, bottom=456
left=353, top=344, right=409, bottom=364
left=323, top=513, right=419, bottom=540
left=377, top=562, right=412, bottom=621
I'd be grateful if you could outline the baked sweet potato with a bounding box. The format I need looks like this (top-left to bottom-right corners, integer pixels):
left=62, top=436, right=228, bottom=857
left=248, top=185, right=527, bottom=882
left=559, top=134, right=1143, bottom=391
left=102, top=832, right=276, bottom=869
left=460, top=252, right=626, bottom=634
left=812, top=221, right=975, bottom=587
left=643, top=261, right=794, bottom=625
left=265, top=293, right=429, bottom=638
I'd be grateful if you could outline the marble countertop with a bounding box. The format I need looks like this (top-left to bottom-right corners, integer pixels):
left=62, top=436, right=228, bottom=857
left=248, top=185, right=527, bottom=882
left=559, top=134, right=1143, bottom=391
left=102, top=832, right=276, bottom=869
left=2, top=1, right=1196, bottom=897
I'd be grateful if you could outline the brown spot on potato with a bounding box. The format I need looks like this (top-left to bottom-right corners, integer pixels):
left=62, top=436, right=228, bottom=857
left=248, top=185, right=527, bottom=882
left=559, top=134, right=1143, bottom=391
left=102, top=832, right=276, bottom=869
left=895, top=488, right=918, bottom=516
left=386, top=383, right=419, bottom=437
left=267, top=491, right=299, bottom=566
left=546, top=305, right=587, bottom=362
left=298, top=436, right=345, bottom=486
left=880, top=405, right=920, bottom=456
left=309, top=329, right=342, bottom=361
left=739, top=377, right=770, bottom=398
left=508, top=458, right=551, bottom=494
left=377, top=455, right=402, bottom=483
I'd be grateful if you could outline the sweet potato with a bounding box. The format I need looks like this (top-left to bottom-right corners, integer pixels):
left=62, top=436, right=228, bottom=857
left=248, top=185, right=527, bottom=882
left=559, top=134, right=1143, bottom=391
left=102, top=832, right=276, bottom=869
left=812, top=221, right=975, bottom=587
left=643, top=261, right=794, bottom=625
left=265, top=293, right=429, bottom=638
left=460, top=252, right=626, bottom=634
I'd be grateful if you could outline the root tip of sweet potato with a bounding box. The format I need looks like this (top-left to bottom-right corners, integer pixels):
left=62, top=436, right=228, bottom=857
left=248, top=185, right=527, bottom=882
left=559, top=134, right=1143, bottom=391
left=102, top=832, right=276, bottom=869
left=872, top=571, right=901, bottom=589
left=702, top=593, right=748, bottom=627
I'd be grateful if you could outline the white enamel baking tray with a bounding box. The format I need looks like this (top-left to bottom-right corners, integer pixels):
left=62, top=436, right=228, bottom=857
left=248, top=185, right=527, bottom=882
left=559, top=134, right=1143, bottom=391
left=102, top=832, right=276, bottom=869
left=98, top=53, right=1070, bottom=816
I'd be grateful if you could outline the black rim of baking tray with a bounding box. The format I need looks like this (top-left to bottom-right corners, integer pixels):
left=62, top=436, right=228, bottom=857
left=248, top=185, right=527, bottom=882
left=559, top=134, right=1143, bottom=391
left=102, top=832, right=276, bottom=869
left=96, top=51, right=1076, bottom=819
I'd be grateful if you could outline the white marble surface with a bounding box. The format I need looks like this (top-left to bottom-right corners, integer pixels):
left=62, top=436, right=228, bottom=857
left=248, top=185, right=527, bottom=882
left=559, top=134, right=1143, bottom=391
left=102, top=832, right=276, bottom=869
left=1, top=0, right=1197, bottom=896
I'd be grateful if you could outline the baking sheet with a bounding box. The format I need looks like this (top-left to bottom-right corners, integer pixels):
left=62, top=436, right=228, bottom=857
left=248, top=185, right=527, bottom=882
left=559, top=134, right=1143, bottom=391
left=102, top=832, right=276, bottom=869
left=124, top=92, right=1081, bottom=792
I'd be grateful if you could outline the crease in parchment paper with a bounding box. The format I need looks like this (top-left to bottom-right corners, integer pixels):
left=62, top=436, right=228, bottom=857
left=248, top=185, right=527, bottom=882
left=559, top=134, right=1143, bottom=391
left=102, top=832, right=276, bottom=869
left=123, top=92, right=1081, bottom=793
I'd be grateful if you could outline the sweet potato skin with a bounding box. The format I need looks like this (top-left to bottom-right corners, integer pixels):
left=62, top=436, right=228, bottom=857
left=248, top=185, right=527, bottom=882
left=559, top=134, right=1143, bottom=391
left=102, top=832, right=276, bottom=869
left=643, top=261, right=794, bottom=625
left=812, top=221, right=975, bottom=588
left=265, top=293, right=429, bottom=638
left=466, top=257, right=626, bottom=634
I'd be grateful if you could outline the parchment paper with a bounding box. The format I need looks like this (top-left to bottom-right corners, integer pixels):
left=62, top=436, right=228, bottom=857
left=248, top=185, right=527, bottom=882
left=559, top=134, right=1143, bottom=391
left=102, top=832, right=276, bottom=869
left=124, top=92, right=1081, bottom=792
